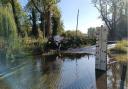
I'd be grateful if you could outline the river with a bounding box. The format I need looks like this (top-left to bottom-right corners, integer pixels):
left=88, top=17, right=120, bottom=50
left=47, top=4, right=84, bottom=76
left=0, top=54, right=127, bottom=89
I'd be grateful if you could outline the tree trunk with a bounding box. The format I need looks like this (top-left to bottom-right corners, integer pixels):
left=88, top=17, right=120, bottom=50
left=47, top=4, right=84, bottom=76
left=108, top=28, right=115, bottom=41
left=32, top=8, right=38, bottom=37
left=125, top=1, right=128, bottom=38
left=113, top=4, right=117, bottom=41
left=10, top=0, right=21, bottom=36
left=108, top=2, right=117, bottom=41
left=52, top=17, right=58, bottom=37
left=40, top=12, right=45, bottom=38
left=45, top=11, right=51, bottom=38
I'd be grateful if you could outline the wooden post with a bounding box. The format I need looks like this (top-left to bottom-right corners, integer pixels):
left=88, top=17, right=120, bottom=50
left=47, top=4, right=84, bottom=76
left=76, top=9, right=79, bottom=37
left=95, top=25, right=108, bottom=71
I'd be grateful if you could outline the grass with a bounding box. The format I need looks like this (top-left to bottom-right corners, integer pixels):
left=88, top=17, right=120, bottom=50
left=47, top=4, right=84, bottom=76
left=110, top=40, right=128, bottom=54
left=109, top=40, right=128, bottom=62
left=113, top=54, right=128, bottom=62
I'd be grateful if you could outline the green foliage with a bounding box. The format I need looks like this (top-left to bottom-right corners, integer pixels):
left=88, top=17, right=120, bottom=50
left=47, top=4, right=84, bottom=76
left=14, top=0, right=23, bottom=16
left=0, top=6, right=20, bottom=59
left=27, top=0, right=63, bottom=37
left=22, top=29, right=48, bottom=53
left=113, top=55, right=128, bottom=62
left=60, top=30, right=96, bottom=50
left=0, top=7, right=17, bottom=44
left=52, top=5, right=64, bottom=36
left=118, top=40, right=128, bottom=47
left=0, top=0, right=10, bottom=5
left=52, top=17, right=64, bottom=36
left=0, top=0, right=23, bottom=35
left=109, top=40, right=128, bottom=62
left=52, top=5, right=61, bottom=17
left=62, top=30, right=84, bottom=38
left=87, top=27, right=96, bottom=39
left=110, top=40, right=128, bottom=54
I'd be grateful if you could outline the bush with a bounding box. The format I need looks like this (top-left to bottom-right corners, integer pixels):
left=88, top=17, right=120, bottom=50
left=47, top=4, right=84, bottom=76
left=114, top=55, right=128, bottom=62
left=59, top=37, right=96, bottom=50
left=120, top=40, right=128, bottom=47
left=110, top=40, right=128, bottom=54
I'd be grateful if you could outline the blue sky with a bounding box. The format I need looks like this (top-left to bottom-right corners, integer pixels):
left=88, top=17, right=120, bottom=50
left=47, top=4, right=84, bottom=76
left=19, top=0, right=103, bottom=33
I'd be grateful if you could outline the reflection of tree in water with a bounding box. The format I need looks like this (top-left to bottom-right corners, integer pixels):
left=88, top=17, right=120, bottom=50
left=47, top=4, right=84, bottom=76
left=60, top=54, right=88, bottom=60
left=0, top=80, right=10, bottom=89
left=34, top=55, right=63, bottom=89
left=126, top=65, right=128, bottom=88
left=107, top=62, right=127, bottom=89
left=0, top=6, right=21, bottom=74
left=107, top=63, right=120, bottom=89
left=112, top=63, right=119, bottom=89
left=120, top=63, right=127, bottom=89
left=0, top=54, right=96, bottom=89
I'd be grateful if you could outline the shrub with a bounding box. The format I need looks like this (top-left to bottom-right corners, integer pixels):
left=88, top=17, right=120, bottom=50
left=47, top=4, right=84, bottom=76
left=110, top=40, right=128, bottom=54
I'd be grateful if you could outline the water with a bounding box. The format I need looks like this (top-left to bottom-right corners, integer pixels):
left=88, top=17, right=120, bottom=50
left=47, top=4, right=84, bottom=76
left=107, top=62, right=128, bottom=89
left=0, top=54, right=127, bottom=89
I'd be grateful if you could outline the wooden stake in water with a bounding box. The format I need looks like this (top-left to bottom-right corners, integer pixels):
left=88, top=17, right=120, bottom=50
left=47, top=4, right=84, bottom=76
left=95, top=26, right=108, bottom=71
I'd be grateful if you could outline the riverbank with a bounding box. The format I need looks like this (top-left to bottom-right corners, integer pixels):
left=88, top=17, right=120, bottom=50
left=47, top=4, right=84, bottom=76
left=108, top=40, right=128, bottom=62
left=41, top=45, right=95, bottom=57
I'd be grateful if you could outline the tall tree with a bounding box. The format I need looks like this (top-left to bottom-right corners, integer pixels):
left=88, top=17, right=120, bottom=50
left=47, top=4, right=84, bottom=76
left=116, top=0, right=128, bottom=39
left=31, top=8, right=38, bottom=37
left=10, top=0, right=21, bottom=36
left=0, top=0, right=23, bottom=36
left=26, top=0, right=38, bottom=37
left=0, top=6, right=19, bottom=59
left=52, top=5, right=63, bottom=36
left=92, top=0, right=125, bottom=41
left=30, top=0, right=60, bottom=38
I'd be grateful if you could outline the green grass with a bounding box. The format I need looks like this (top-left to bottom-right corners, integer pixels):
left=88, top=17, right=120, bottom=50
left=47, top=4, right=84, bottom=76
left=110, top=40, right=128, bottom=54
left=113, top=54, right=128, bottom=62
left=109, top=40, right=128, bottom=62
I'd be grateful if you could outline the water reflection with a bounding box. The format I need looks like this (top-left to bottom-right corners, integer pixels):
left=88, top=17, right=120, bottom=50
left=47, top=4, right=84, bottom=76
left=107, top=61, right=128, bottom=89
left=0, top=54, right=127, bottom=89
left=95, top=70, right=107, bottom=89
left=120, top=64, right=127, bottom=89
left=0, top=54, right=96, bottom=89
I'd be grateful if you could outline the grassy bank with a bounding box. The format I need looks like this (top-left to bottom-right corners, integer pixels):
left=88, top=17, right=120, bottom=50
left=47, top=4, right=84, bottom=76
left=109, top=40, right=128, bottom=62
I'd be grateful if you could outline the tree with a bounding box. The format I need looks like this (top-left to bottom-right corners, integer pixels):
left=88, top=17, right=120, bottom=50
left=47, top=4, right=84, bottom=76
left=88, top=27, right=96, bottom=39
left=0, top=6, right=19, bottom=59
left=92, top=0, right=125, bottom=41
left=26, top=1, right=38, bottom=37
left=30, top=0, right=61, bottom=38
left=52, top=5, right=64, bottom=36
left=31, top=8, right=38, bottom=37
left=0, top=0, right=23, bottom=36
left=116, top=0, right=128, bottom=39
left=25, top=0, right=63, bottom=38
left=10, top=0, right=21, bottom=35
